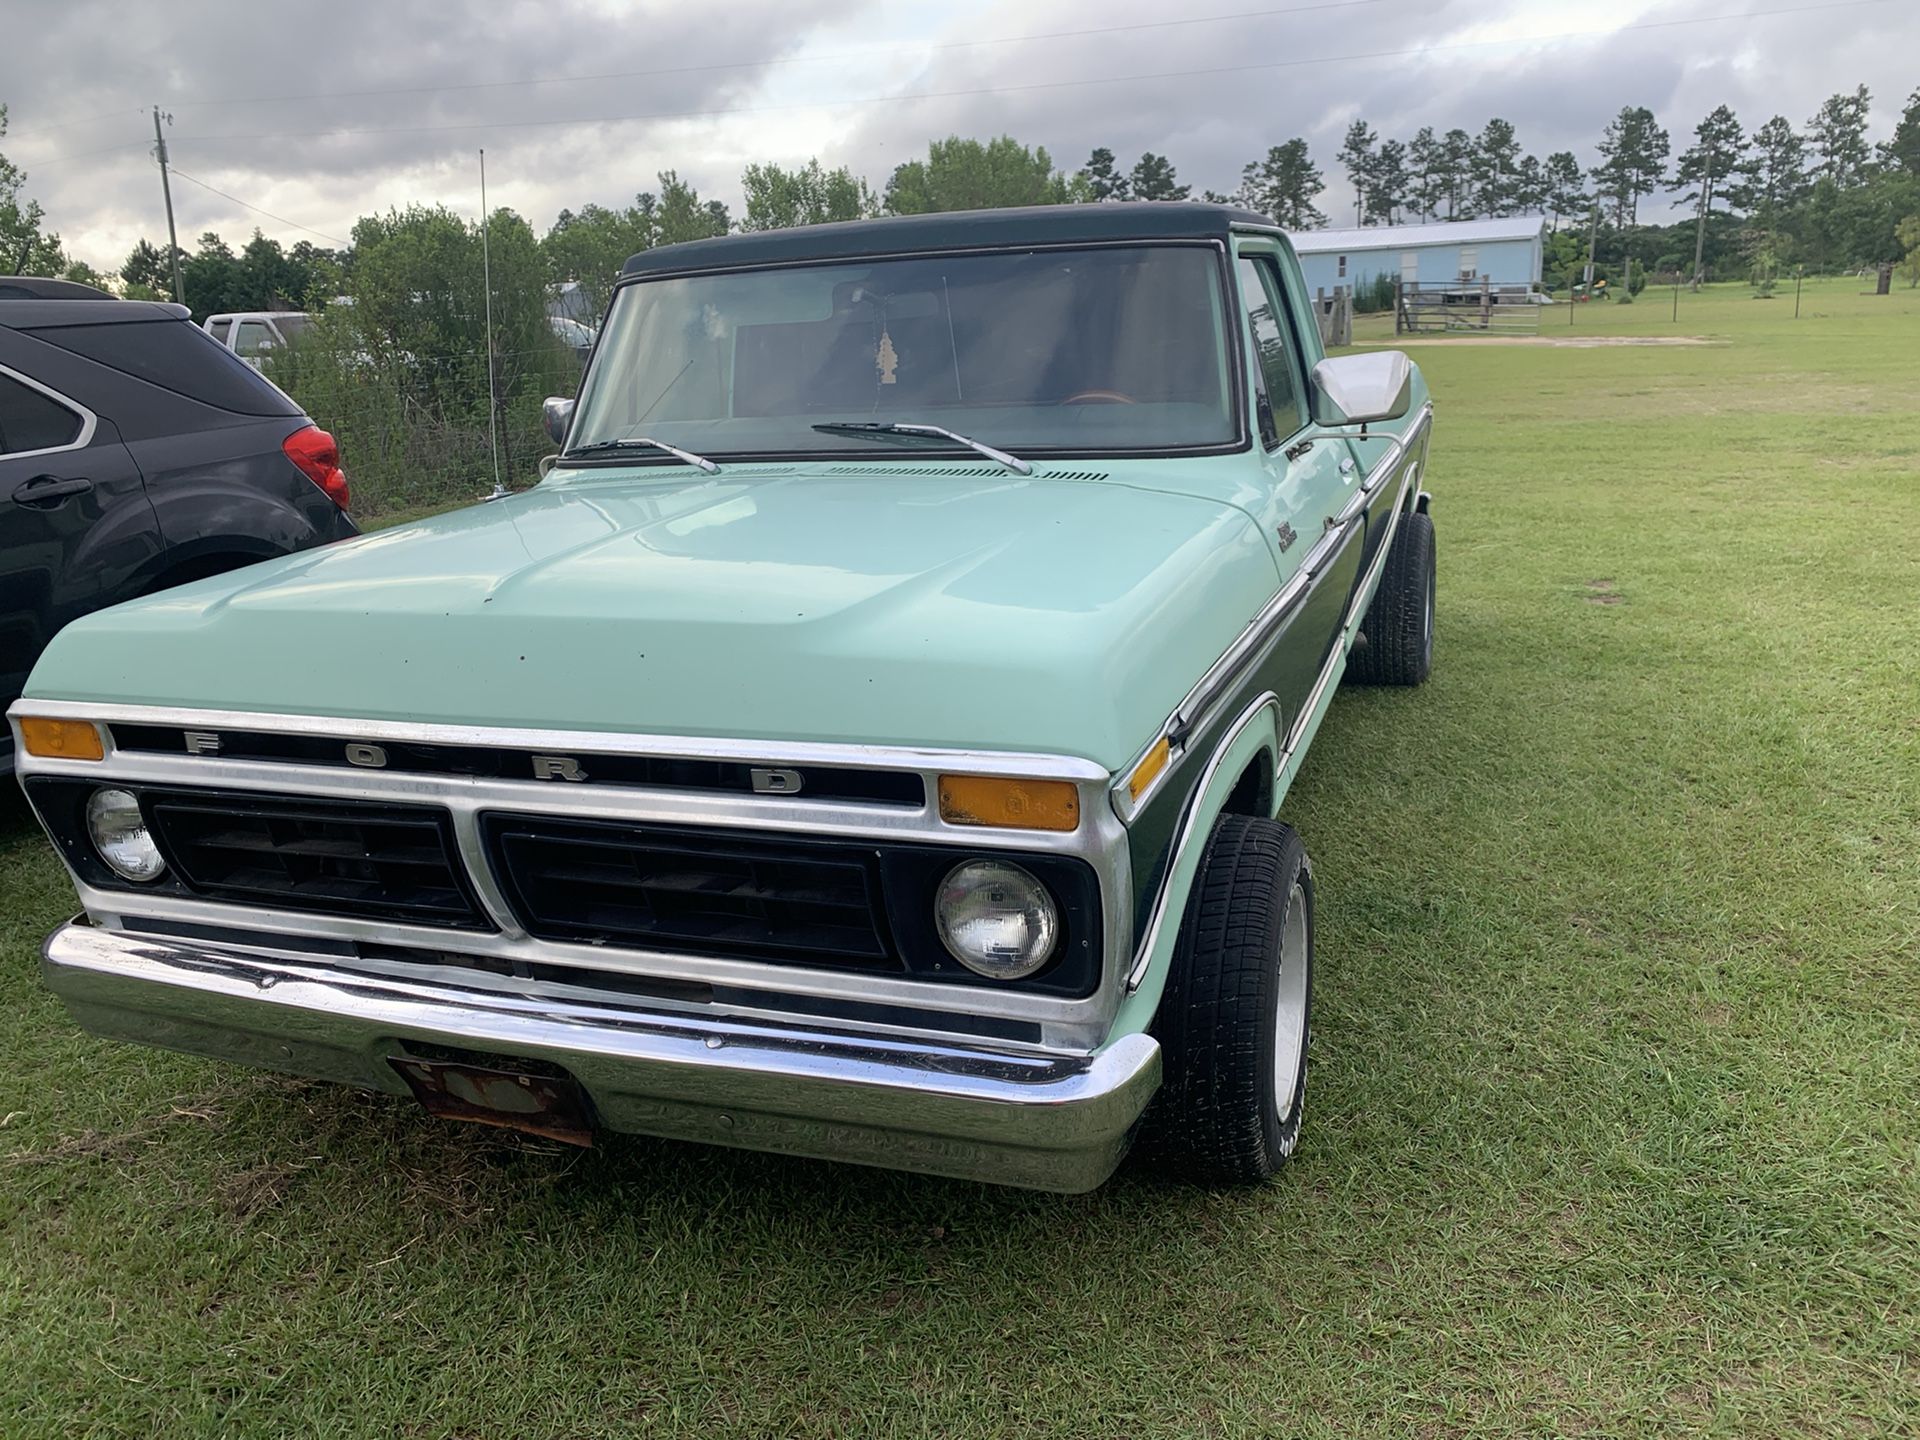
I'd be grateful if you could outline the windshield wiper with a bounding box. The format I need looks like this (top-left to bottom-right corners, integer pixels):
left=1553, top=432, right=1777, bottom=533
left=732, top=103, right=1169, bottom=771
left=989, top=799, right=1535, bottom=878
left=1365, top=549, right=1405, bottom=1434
left=812, top=421, right=1031, bottom=476
left=564, top=436, right=721, bottom=474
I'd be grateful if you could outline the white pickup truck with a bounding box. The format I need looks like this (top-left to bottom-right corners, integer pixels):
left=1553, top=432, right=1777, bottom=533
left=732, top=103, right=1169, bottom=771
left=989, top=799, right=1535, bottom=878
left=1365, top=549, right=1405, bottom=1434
left=202, top=311, right=314, bottom=368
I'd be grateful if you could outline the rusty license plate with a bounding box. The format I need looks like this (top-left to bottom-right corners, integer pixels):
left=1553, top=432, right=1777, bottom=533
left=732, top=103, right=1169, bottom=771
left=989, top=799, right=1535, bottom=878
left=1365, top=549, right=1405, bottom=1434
left=389, top=1055, right=595, bottom=1147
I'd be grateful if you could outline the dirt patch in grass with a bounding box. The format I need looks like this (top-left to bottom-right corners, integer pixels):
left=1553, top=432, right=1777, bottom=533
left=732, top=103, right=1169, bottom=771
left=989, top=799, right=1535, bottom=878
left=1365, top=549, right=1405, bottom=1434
left=1364, top=335, right=1718, bottom=347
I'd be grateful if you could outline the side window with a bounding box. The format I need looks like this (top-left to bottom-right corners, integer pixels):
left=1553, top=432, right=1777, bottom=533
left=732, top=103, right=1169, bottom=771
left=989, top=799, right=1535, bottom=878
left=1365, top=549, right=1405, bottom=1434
left=0, top=373, right=84, bottom=455
left=207, top=319, right=233, bottom=345
left=1236, top=256, right=1308, bottom=446
left=1458, top=246, right=1479, bottom=280
left=235, top=320, right=276, bottom=356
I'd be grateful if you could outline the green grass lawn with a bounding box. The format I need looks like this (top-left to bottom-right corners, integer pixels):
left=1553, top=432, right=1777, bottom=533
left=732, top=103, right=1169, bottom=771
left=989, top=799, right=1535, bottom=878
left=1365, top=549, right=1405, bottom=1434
left=3, top=278, right=1917, bottom=1438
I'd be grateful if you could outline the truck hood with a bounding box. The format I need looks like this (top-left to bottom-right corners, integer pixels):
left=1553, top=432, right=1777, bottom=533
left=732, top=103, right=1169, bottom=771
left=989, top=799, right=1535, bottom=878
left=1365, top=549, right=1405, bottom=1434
left=26, top=466, right=1280, bottom=770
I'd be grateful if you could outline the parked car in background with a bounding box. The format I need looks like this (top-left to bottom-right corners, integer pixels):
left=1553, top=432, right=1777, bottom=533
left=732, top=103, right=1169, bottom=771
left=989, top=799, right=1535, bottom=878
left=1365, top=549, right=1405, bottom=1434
left=11, top=205, right=1435, bottom=1193
left=202, top=311, right=316, bottom=369
left=549, top=315, right=596, bottom=366
left=0, top=299, right=357, bottom=775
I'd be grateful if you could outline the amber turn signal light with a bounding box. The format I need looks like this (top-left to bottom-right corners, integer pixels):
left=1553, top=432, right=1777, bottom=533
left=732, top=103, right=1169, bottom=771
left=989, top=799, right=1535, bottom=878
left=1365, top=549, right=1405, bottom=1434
left=19, top=716, right=105, bottom=761
left=1127, top=737, right=1171, bottom=801
left=938, top=775, right=1080, bottom=833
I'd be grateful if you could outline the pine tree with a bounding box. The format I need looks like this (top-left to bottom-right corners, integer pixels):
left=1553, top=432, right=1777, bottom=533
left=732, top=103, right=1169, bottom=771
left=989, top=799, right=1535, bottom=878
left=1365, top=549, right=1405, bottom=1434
left=1806, top=85, right=1872, bottom=185
left=1674, top=105, right=1749, bottom=285
left=1233, top=140, right=1327, bottom=229
left=1337, top=120, right=1378, bottom=224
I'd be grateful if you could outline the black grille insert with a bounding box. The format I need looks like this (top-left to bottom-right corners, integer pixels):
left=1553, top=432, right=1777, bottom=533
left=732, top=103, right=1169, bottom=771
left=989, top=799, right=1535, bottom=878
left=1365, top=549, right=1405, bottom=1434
left=147, top=791, right=488, bottom=930
left=484, top=815, right=896, bottom=967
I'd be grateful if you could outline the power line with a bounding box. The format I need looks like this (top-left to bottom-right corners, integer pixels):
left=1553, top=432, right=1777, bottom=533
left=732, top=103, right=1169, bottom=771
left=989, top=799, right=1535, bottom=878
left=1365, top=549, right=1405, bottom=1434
left=167, top=168, right=350, bottom=245
left=41, top=0, right=1894, bottom=159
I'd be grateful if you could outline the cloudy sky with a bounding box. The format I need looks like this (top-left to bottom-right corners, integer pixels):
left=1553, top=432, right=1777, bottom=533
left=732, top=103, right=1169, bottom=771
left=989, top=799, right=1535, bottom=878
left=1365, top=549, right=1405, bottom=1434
left=3, top=0, right=1913, bottom=271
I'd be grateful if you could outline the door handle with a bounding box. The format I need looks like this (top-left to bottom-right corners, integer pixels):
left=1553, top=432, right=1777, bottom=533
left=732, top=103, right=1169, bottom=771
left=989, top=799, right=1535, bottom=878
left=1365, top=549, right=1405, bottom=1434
left=13, top=475, right=94, bottom=506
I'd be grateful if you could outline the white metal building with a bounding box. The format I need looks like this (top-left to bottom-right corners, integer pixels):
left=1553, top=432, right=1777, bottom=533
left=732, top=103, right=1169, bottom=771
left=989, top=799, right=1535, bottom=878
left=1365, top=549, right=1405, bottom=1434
left=1287, top=217, right=1546, bottom=295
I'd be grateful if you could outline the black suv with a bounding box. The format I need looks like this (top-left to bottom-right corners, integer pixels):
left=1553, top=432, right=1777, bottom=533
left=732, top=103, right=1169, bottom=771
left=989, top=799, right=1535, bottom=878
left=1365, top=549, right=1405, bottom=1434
left=1, top=298, right=357, bottom=774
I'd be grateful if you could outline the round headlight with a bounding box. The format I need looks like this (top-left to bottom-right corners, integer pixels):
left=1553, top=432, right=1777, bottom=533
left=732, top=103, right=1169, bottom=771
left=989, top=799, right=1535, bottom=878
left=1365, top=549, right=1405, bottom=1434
left=85, top=788, right=166, bottom=883
left=934, top=859, right=1059, bottom=980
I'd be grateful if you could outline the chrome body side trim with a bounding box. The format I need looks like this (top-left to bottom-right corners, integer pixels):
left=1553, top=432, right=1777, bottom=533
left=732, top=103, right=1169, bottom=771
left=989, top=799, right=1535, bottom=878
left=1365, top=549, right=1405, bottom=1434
left=9, top=705, right=1133, bottom=1052
left=1120, top=408, right=1430, bottom=992
left=42, top=919, right=1161, bottom=1194
left=1113, top=402, right=1432, bottom=819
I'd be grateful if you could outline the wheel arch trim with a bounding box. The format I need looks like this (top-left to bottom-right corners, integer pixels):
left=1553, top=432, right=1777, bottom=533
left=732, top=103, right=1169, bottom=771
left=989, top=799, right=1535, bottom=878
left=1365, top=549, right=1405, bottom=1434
left=1119, top=690, right=1284, bottom=1007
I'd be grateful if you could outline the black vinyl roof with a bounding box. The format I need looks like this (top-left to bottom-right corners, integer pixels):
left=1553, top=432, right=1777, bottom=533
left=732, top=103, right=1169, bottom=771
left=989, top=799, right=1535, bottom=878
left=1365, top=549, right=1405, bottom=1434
left=620, top=202, right=1280, bottom=278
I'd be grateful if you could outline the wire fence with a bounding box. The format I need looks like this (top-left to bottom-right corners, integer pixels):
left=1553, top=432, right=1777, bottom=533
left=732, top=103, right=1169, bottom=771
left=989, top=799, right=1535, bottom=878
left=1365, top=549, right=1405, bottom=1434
left=263, top=315, right=581, bottom=517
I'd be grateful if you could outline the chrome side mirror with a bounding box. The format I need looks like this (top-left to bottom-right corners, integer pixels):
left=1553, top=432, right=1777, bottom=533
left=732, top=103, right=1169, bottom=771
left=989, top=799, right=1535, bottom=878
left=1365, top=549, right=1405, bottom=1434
left=1310, top=352, right=1413, bottom=429
left=542, top=395, right=575, bottom=447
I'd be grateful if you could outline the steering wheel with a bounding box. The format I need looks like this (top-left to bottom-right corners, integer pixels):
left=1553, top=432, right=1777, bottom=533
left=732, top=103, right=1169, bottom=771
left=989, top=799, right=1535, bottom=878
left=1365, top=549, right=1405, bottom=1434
left=1059, top=390, right=1139, bottom=405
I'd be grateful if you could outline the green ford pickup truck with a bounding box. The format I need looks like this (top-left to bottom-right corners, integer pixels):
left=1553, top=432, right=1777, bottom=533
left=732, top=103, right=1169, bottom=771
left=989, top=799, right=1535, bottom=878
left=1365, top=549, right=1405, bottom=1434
left=11, top=203, right=1434, bottom=1192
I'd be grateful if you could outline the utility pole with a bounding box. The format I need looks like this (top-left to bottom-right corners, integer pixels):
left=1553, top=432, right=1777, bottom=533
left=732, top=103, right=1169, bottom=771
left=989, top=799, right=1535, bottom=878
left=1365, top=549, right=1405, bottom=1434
left=1584, top=203, right=1598, bottom=290
left=152, top=107, right=184, bottom=305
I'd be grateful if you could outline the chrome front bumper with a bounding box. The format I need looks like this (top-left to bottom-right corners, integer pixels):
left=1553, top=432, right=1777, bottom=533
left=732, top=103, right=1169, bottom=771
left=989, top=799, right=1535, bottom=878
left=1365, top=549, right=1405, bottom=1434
left=41, top=920, right=1161, bottom=1193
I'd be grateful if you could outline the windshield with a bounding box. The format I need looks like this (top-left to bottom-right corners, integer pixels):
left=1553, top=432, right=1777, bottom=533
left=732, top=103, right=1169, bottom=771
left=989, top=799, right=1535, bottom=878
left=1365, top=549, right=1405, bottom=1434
left=567, top=244, right=1236, bottom=459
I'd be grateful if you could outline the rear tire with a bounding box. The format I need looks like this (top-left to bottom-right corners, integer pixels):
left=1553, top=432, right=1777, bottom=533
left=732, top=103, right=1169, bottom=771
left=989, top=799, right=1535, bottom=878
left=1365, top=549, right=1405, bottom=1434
left=1349, top=508, right=1435, bottom=686
left=1136, top=813, right=1314, bottom=1185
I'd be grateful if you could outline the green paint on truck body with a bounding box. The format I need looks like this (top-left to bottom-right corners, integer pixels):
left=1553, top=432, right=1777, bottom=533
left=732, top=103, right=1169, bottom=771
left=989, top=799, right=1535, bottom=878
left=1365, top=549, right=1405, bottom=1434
left=27, top=458, right=1289, bottom=771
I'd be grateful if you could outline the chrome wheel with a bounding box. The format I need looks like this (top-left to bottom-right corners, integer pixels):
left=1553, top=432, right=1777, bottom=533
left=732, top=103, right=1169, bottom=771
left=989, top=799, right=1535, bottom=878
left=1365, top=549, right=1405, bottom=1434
left=1272, top=881, right=1310, bottom=1117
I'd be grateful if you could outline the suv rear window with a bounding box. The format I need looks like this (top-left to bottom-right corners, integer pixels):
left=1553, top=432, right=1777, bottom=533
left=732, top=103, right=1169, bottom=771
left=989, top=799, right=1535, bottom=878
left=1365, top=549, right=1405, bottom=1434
left=27, top=320, right=302, bottom=416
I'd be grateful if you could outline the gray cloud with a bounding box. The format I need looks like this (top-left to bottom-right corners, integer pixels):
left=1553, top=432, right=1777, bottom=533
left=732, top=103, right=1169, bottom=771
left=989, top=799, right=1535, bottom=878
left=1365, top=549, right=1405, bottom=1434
left=4, top=0, right=1915, bottom=270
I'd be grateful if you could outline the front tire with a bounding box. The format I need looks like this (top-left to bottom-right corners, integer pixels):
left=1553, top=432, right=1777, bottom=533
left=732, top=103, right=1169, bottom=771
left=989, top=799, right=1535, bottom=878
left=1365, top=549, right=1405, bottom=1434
left=1136, top=814, right=1314, bottom=1185
left=1349, top=507, right=1435, bottom=686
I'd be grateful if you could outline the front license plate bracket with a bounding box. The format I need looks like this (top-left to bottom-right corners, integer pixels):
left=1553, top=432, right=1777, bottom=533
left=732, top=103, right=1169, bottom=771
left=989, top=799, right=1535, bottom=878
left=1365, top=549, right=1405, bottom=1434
left=388, top=1055, right=595, bottom=1147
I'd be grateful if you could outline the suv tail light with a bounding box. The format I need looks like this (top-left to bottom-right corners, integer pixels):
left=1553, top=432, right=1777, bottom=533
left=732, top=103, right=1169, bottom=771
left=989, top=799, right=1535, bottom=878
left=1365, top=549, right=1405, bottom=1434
left=282, top=424, right=349, bottom=510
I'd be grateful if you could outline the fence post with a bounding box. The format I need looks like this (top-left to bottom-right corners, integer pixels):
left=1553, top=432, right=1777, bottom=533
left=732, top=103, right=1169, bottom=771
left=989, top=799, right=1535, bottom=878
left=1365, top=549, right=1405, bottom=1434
left=1395, top=280, right=1404, bottom=336
left=1479, top=276, right=1491, bottom=330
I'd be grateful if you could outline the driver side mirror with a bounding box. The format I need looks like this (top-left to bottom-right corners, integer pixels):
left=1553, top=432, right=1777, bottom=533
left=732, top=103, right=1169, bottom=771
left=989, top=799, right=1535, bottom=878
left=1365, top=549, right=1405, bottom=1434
left=542, top=396, right=575, bottom=447
left=1309, top=351, right=1413, bottom=428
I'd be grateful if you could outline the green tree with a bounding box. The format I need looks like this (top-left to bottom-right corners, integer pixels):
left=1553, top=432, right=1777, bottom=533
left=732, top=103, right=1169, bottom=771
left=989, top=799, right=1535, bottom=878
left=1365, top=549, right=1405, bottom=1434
left=1674, top=105, right=1749, bottom=285
left=1895, top=213, right=1920, bottom=286
left=1079, top=147, right=1130, bottom=201
left=1128, top=152, right=1190, bottom=202
left=119, top=238, right=178, bottom=298
left=1746, top=115, right=1808, bottom=222
left=1474, top=118, right=1521, bottom=216
left=1881, top=87, right=1920, bottom=176
left=653, top=170, right=730, bottom=246
left=1592, top=104, right=1669, bottom=260
left=0, top=104, right=66, bottom=275
left=1232, top=139, right=1326, bottom=228
left=883, top=136, right=1070, bottom=214
left=1439, top=128, right=1476, bottom=218
left=740, top=159, right=874, bottom=231
left=1362, top=139, right=1408, bottom=225
left=542, top=202, right=653, bottom=319
left=1406, top=127, right=1444, bottom=221
left=181, top=232, right=241, bottom=318
left=1807, top=85, right=1872, bottom=186
left=1336, top=120, right=1377, bottom=223
left=1797, top=172, right=1920, bottom=270
left=1543, top=151, right=1586, bottom=232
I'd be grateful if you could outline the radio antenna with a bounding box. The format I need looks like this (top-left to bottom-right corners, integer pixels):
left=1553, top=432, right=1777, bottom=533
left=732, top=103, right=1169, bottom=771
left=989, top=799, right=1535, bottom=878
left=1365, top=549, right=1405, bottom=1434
left=480, top=149, right=506, bottom=501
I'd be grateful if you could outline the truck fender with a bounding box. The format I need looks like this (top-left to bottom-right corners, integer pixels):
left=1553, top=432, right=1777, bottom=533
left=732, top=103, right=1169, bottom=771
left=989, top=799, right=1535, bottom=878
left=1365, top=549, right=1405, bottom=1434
left=1108, top=690, right=1285, bottom=1039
